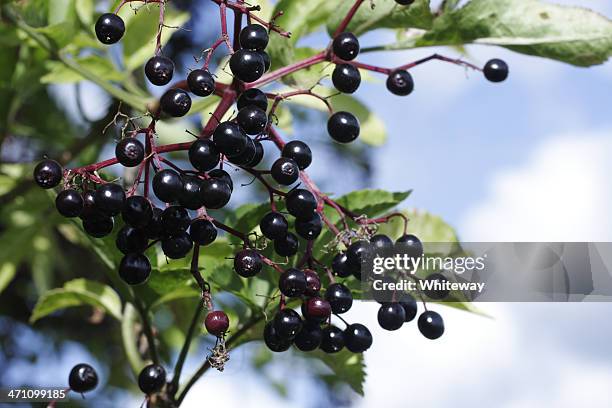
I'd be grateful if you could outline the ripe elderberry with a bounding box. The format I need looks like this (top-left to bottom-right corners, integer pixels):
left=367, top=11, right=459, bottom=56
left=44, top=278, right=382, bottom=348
left=236, top=106, right=267, bottom=135
left=395, top=0, right=415, bottom=4
left=95, top=13, right=124, bottom=44
left=160, top=88, right=192, bottom=117
left=201, top=178, right=232, bottom=209
left=237, top=88, right=268, bottom=111
left=274, top=232, right=299, bottom=257
left=80, top=190, right=97, bottom=219
left=370, top=234, right=394, bottom=254
left=259, top=51, right=271, bottom=72
left=281, top=140, right=312, bottom=170
left=144, top=207, right=164, bottom=239
left=95, top=183, right=126, bottom=216
left=208, top=169, right=234, bottom=191
left=264, top=322, right=292, bottom=352
left=332, top=63, right=361, bottom=94
left=190, top=219, right=217, bottom=246
left=152, top=169, right=184, bottom=203
left=229, top=49, right=265, bottom=83
left=234, top=249, right=263, bottom=277
left=189, top=139, right=220, bottom=172
left=145, top=55, right=175, bottom=86
left=116, top=226, right=148, bottom=254
left=83, top=213, right=114, bottom=238
left=248, top=140, right=265, bottom=167
left=138, top=364, right=166, bottom=394
left=205, top=311, right=230, bottom=336
left=239, top=24, right=269, bottom=51
left=228, top=137, right=257, bottom=166
left=331, top=253, right=351, bottom=278
left=484, top=59, right=509, bottom=83
left=179, top=175, right=205, bottom=210
left=399, top=293, right=418, bottom=322
left=119, top=253, right=151, bottom=285
left=161, top=205, right=191, bottom=235
left=344, top=323, right=372, bottom=353
left=161, top=233, right=193, bottom=259
left=68, top=363, right=98, bottom=393
left=304, top=270, right=321, bottom=296
left=301, top=297, right=331, bottom=322
left=271, top=157, right=299, bottom=185
left=279, top=268, right=307, bottom=297
left=320, top=326, right=345, bottom=353
left=285, top=188, right=317, bottom=220
left=56, top=189, right=84, bottom=218
left=345, top=240, right=372, bottom=278
left=418, top=310, right=444, bottom=339
left=260, top=211, right=288, bottom=240
left=115, top=137, right=144, bottom=167
left=396, top=233, right=424, bottom=259
left=424, top=272, right=450, bottom=300
left=294, top=321, right=323, bottom=351
left=187, top=69, right=215, bottom=97
left=33, top=159, right=62, bottom=189
left=295, top=214, right=322, bottom=240
left=332, top=32, right=360, bottom=61
left=325, top=283, right=353, bottom=314
left=213, top=122, right=248, bottom=158
left=273, top=309, right=303, bottom=339
left=377, top=303, right=406, bottom=331
left=386, top=69, right=414, bottom=96
left=328, top=111, right=360, bottom=143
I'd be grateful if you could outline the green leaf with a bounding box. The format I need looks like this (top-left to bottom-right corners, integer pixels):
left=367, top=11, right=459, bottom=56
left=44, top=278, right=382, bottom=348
left=41, top=55, right=124, bottom=83
left=313, top=350, right=366, bottom=395
left=30, top=278, right=123, bottom=322
left=75, top=0, right=94, bottom=26
left=417, top=0, right=612, bottom=66
left=335, top=189, right=412, bottom=218
left=0, top=262, right=16, bottom=295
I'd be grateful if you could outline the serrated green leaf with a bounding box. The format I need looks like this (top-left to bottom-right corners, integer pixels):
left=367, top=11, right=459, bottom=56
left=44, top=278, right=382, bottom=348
left=41, top=55, right=124, bottom=83
left=335, top=189, right=412, bottom=218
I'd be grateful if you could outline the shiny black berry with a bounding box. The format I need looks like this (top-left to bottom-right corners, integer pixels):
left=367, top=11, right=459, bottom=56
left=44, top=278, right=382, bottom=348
left=325, top=283, right=353, bottom=314
left=327, top=111, right=359, bottom=143
left=260, top=211, right=288, bottom=240
left=301, top=297, right=331, bottom=322
left=145, top=55, right=174, bottom=86
left=208, top=169, right=233, bottom=191
left=179, top=175, right=204, bottom=210
left=279, top=268, right=307, bottom=297
left=346, top=240, right=373, bottom=278
left=68, top=363, right=98, bottom=393
left=246, top=139, right=264, bottom=167
left=274, top=232, right=299, bottom=257
left=386, top=69, right=414, bottom=96
left=213, top=122, right=248, bottom=158
left=56, top=189, right=83, bottom=217
left=239, top=24, right=269, bottom=51
left=332, top=32, right=360, bottom=61
left=331, top=253, right=351, bottom=278
left=377, top=303, right=405, bottom=331
left=189, top=219, right=217, bottom=246
left=228, top=136, right=257, bottom=166
left=271, top=157, right=299, bottom=185
left=34, top=159, right=62, bottom=189
left=234, top=249, right=263, bottom=277
left=396, top=234, right=423, bottom=259
left=201, top=178, right=231, bottom=209
left=418, top=310, right=444, bottom=339
left=95, top=183, right=125, bottom=216
left=320, top=326, right=344, bottom=353
left=259, top=51, right=271, bottom=72
left=138, top=364, right=166, bottom=394
left=237, top=106, right=267, bottom=135
left=229, top=49, right=265, bottom=83
left=273, top=309, right=302, bottom=339
left=332, top=63, right=361, bottom=94
left=153, top=169, right=184, bottom=203
left=82, top=213, right=114, bottom=237
left=282, top=140, right=312, bottom=170
left=187, top=69, right=215, bottom=97
left=399, top=293, right=417, bottom=322
left=295, top=214, right=322, bottom=240
left=264, top=321, right=292, bottom=352
left=344, top=323, right=372, bottom=353
left=189, top=139, right=220, bottom=172
left=161, top=232, right=193, bottom=259
left=423, top=272, right=450, bottom=300
left=484, top=59, right=509, bottom=83
left=161, top=205, right=190, bottom=235
left=119, top=253, right=151, bottom=285
left=285, top=188, right=316, bottom=220
left=237, top=88, right=268, bottom=111
left=115, top=137, right=144, bottom=167
left=395, top=0, right=415, bottom=4
left=80, top=190, right=98, bottom=219
left=116, top=226, right=148, bottom=254
left=95, top=13, right=124, bottom=45
left=144, top=207, right=164, bottom=239
left=370, top=234, right=393, bottom=254
left=160, top=88, right=192, bottom=117
left=294, top=321, right=322, bottom=351
left=304, top=269, right=321, bottom=296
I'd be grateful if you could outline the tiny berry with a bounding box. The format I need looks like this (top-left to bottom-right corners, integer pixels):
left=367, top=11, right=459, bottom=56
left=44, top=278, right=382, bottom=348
left=237, top=88, right=268, bottom=111
left=418, top=310, right=445, bottom=339
left=274, top=232, right=299, bottom=257
left=82, top=213, right=114, bottom=238
left=145, top=55, right=174, bottom=86
left=187, top=69, right=215, bottom=97
left=213, top=122, right=248, bottom=158
left=160, top=88, right=192, bottom=117
left=396, top=233, right=424, bottom=259
left=179, top=175, right=205, bottom=210
left=271, top=157, right=299, bottom=185
left=116, top=226, right=148, bottom=254
left=264, top=321, right=292, bottom=352
left=115, top=137, right=144, bottom=167
left=68, top=363, right=98, bottom=393
left=138, top=364, right=166, bottom=394
left=301, top=297, right=331, bottom=322
left=144, top=207, right=164, bottom=239
left=332, top=63, right=361, bottom=94
left=229, top=49, right=265, bottom=83
left=33, top=159, right=62, bottom=189
left=399, top=293, right=418, bottom=322
left=95, top=13, right=124, bottom=44
left=161, top=205, right=191, bottom=235
left=228, top=136, right=257, bottom=166
left=237, top=106, right=268, bottom=135
left=294, top=321, right=323, bottom=352
left=95, top=183, right=126, bottom=216
left=327, top=111, right=360, bottom=143
left=234, top=249, right=263, bottom=277
left=201, top=178, right=232, bottom=209
left=239, top=24, right=269, bottom=51
left=161, top=232, right=193, bottom=259
left=281, top=140, right=312, bottom=170
left=205, top=310, right=230, bottom=336
left=320, top=326, right=345, bottom=353
left=119, top=253, right=151, bottom=285
left=325, top=283, right=353, bottom=314
left=208, top=169, right=234, bottom=191
left=332, top=32, right=360, bottom=61
left=260, top=211, right=288, bottom=240
left=189, top=219, right=217, bottom=246
left=295, top=214, right=322, bottom=240
left=344, top=323, right=372, bottom=353
left=386, top=69, right=414, bottom=96
left=377, top=303, right=406, bottom=331
left=152, top=169, right=184, bottom=203
left=122, top=196, right=153, bottom=228
left=189, top=139, right=220, bottom=172
left=56, top=189, right=84, bottom=218
left=484, top=59, right=509, bottom=83
left=304, top=270, right=321, bottom=296
left=285, top=188, right=317, bottom=220
left=331, top=253, right=352, bottom=278
left=279, top=268, right=307, bottom=297
left=273, top=309, right=303, bottom=339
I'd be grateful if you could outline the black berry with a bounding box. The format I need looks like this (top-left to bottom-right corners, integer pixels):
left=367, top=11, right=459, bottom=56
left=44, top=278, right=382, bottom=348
left=145, top=55, right=174, bottom=86
left=301, top=297, right=331, bottom=322
left=56, top=189, right=84, bottom=217
left=377, top=303, right=405, bottom=331
left=281, top=140, right=312, bottom=170
left=332, top=63, right=361, bottom=94
left=82, top=213, right=114, bottom=237
left=386, top=69, right=414, bottom=96
left=273, top=309, right=303, bottom=339
left=285, top=188, right=317, bottom=220
left=179, top=175, right=205, bottom=210
left=80, top=190, right=98, bottom=219
left=279, top=268, right=307, bottom=297
left=205, top=311, right=230, bottom=336
left=208, top=169, right=233, bottom=191
left=116, top=226, right=148, bottom=254
left=229, top=49, right=265, bottom=83
left=189, top=219, right=217, bottom=246
left=344, top=323, right=372, bottom=353
left=320, top=326, right=344, bottom=353
left=228, top=136, right=257, bottom=166
left=484, top=59, right=509, bottom=83
left=68, top=363, right=98, bottom=393
left=345, top=240, right=372, bottom=278
left=95, top=13, right=124, bottom=44
left=237, top=88, right=268, bottom=111
left=396, top=234, right=423, bottom=259
left=418, top=310, right=444, bottom=339
left=161, top=232, right=193, bottom=259
left=332, top=32, right=360, bottom=61
left=274, top=232, right=299, bottom=257
left=399, top=293, right=417, bottom=322
left=259, top=50, right=271, bottom=72
left=95, top=183, right=125, bottom=216
left=239, top=24, right=269, bottom=51
left=144, top=207, right=164, bottom=239
left=160, top=88, right=192, bottom=117
left=294, top=321, right=323, bottom=351
left=119, top=253, right=151, bottom=285
left=370, top=234, right=393, bottom=254
left=187, top=69, right=215, bottom=97
left=161, top=205, right=191, bottom=235
left=138, top=364, right=166, bottom=394
left=189, top=139, right=220, bottom=172
left=122, top=196, right=153, bottom=228
left=213, top=122, right=248, bottom=158
left=271, top=157, right=299, bottom=185
left=264, top=321, right=292, bottom=352
left=331, top=253, right=351, bottom=277
left=152, top=169, right=184, bottom=203
left=34, top=159, right=62, bottom=189
left=304, top=269, right=321, bottom=296
left=325, top=283, right=353, bottom=314
left=295, top=214, right=322, bottom=240
left=423, top=272, right=450, bottom=300
left=234, top=249, right=263, bottom=277
left=327, top=111, right=360, bottom=143
left=201, top=178, right=232, bottom=209
left=115, top=137, right=144, bottom=167
left=395, top=0, right=415, bottom=4
left=247, top=140, right=265, bottom=167
left=237, top=106, right=267, bottom=135
left=260, top=211, right=288, bottom=240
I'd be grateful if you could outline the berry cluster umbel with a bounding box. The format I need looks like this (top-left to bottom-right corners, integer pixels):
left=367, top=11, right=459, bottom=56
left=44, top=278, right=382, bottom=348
left=35, top=0, right=509, bottom=401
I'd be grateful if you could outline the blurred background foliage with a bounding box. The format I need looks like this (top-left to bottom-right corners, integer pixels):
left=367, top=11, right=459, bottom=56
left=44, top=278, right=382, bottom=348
left=0, top=0, right=610, bottom=406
